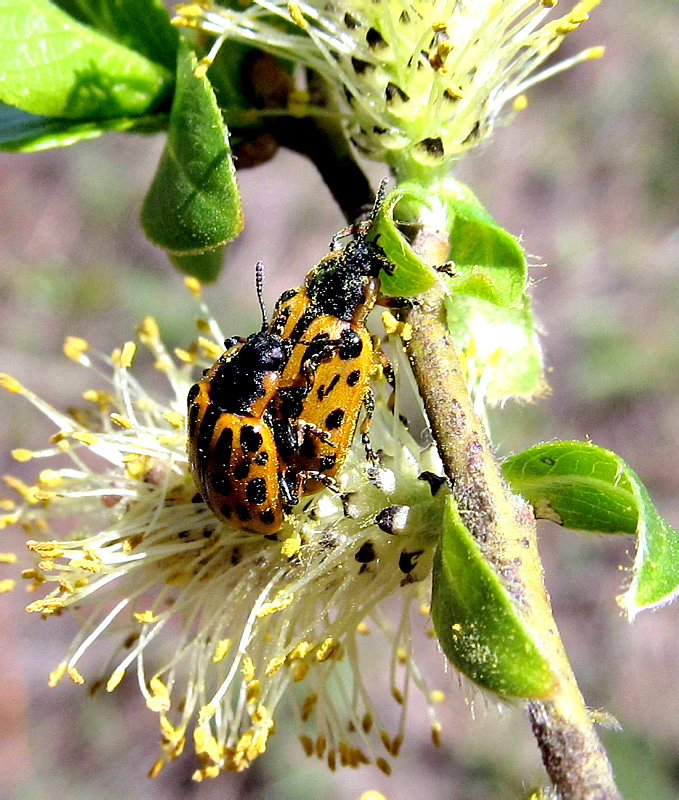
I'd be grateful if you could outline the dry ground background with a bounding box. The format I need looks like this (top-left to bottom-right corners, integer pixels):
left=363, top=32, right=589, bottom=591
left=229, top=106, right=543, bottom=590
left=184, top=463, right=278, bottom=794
left=1, top=1, right=678, bottom=798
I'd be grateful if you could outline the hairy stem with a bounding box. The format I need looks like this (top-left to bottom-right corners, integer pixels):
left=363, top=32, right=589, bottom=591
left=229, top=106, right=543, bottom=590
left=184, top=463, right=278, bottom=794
left=403, top=227, right=621, bottom=799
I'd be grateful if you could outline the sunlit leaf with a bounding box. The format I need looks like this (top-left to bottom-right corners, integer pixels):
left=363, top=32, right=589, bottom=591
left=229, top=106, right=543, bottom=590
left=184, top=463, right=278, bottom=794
left=441, top=178, right=527, bottom=308
left=431, top=497, right=558, bottom=698
left=54, top=0, right=178, bottom=72
left=140, top=42, right=242, bottom=264
left=0, top=0, right=172, bottom=118
left=503, top=441, right=679, bottom=618
left=445, top=293, right=547, bottom=403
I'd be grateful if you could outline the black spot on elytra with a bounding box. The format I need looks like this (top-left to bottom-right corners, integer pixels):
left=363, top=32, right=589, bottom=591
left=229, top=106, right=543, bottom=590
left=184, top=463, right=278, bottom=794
left=259, top=509, right=275, bottom=526
left=339, top=329, right=363, bottom=360
left=319, top=455, right=336, bottom=472
left=240, top=425, right=263, bottom=454
left=214, top=426, right=233, bottom=469
left=220, top=504, right=232, bottom=518
left=355, top=541, right=375, bottom=563
left=399, top=550, right=423, bottom=574
left=318, top=374, right=340, bottom=400
left=211, top=472, right=233, bottom=496
left=232, top=460, right=251, bottom=480
left=347, top=369, right=361, bottom=386
left=325, top=409, right=345, bottom=430
left=235, top=504, right=251, bottom=522
left=246, top=477, right=268, bottom=505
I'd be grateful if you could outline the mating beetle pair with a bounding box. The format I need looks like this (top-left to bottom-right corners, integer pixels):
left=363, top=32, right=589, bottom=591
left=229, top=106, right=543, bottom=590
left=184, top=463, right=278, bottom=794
left=187, top=200, right=393, bottom=535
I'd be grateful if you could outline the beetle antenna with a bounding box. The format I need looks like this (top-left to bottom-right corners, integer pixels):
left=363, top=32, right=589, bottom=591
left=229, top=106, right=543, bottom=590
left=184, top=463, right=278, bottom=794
left=255, top=261, right=268, bottom=330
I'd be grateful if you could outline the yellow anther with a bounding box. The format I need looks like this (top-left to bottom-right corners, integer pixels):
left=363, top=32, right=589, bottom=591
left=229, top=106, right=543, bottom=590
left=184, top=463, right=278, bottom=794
left=315, top=637, right=338, bottom=662
left=396, top=647, right=407, bottom=664
left=198, top=702, right=217, bottom=726
left=0, top=552, right=17, bottom=564
left=82, top=389, right=112, bottom=407
left=513, top=94, right=528, bottom=111
left=147, top=676, right=171, bottom=712
left=138, top=316, right=160, bottom=345
left=63, top=336, right=89, bottom=361
left=134, top=610, right=156, bottom=624
left=71, top=431, right=98, bottom=446
left=246, top=680, right=261, bottom=704
left=419, top=603, right=431, bottom=616
left=0, top=511, right=20, bottom=529
left=430, top=689, right=446, bottom=703
left=0, top=498, right=15, bottom=510
left=301, top=693, right=317, bottom=721
left=431, top=721, right=442, bottom=747
left=381, top=310, right=399, bottom=334
left=148, top=759, right=165, bottom=779
left=281, top=534, right=301, bottom=558
left=0, top=373, right=22, bottom=393
left=174, top=348, right=195, bottom=364
left=198, top=337, right=223, bottom=360
left=585, top=45, right=606, bottom=59
left=11, top=449, right=33, bottom=462
left=360, top=791, right=387, bottom=800
left=315, top=735, right=327, bottom=757
left=68, top=666, right=85, bottom=685
left=242, top=656, right=256, bottom=682
left=110, top=413, right=133, bottom=429
left=107, top=669, right=125, bottom=692
left=184, top=276, right=202, bottom=298
left=362, top=713, right=373, bottom=733
left=0, top=579, right=16, bottom=593
left=213, top=638, right=232, bottom=663
left=4, top=475, right=39, bottom=504
left=293, top=662, right=309, bottom=681
left=356, top=621, right=370, bottom=634
left=196, top=317, right=211, bottom=334
left=161, top=409, right=185, bottom=429
left=120, top=341, right=137, bottom=368
left=27, top=539, right=63, bottom=558
left=265, top=655, right=285, bottom=676
left=258, top=591, right=294, bottom=617
left=287, top=641, right=311, bottom=661
left=287, top=2, right=307, bottom=28
left=376, top=757, right=392, bottom=775
left=48, top=661, right=67, bottom=687
left=299, top=734, right=314, bottom=756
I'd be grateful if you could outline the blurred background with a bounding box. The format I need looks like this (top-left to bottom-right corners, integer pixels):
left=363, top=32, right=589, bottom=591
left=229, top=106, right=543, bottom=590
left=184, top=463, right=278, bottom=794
left=1, top=1, right=678, bottom=797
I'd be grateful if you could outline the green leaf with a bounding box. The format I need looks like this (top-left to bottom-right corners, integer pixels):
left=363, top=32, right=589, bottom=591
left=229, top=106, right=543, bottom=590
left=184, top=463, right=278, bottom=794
left=53, top=0, right=178, bottom=72
left=0, top=102, right=167, bottom=151
left=0, top=0, right=173, bottom=118
left=442, top=178, right=527, bottom=307
left=502, top=441, right=679, bottom=618
left=431, top=497, right=558, bottom=698
left=373, top=184, right=438, bottom=296
left=140, top=42, right=243, bottom=260
left=168, top=247, right=226, bottom=284
left=444, top=293, right=547, bottom=403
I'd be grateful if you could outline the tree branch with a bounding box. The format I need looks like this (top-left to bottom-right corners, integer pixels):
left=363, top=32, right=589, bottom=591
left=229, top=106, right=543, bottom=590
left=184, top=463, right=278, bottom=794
left=403, top=227, right=621, bottom=800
